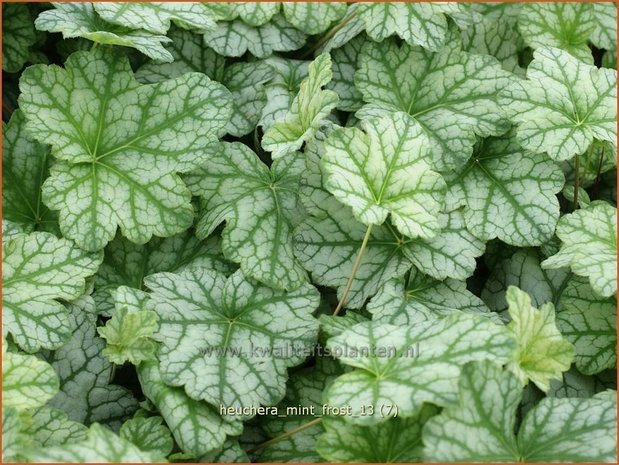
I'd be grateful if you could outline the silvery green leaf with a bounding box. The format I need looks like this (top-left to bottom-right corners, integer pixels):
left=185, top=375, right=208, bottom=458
left=34, top=3, right=174, bottom=62
left=2, top=3, right=36, bottom=72
left=356, top=38, right=511, bottom=171
left=542, top=201, right=617, bottom=297
left=501, top=47, right=617, bottom=162
left=324, top=314, right=516, bottom=424
left=282, top=2, right=347, bottom=35
left=185, top=142, right=307, bottom=290
left=25, top=407, right=88, bottom=447
left=231, top=2, right=280, bottom=26
left=119, top=416, right=173, bottom=458
left=137, top=362, right=242, bottom=457
left=2, top=232, right=102, bottom=352
left=327, top=34, right=366, bottom=112
left=199, top=440, right=249, bottom=463
left=145, top=268, right=319, bottom=415
left=204, top=14, right=306, bottom=58
left=547, top=367, right=597, bottom=398
left=2, top=407, right=30, bottom=461
left=320, top=312, right=369, bottom=342
left=19, top=47, right=232, bottom=251
left=592, top=3, right=617, bottom=69
left=445, top=132, right=564, bottom=246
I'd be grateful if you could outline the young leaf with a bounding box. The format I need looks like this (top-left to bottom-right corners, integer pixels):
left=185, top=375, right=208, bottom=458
left=185, top=142, right=307, bottom=290
left=93, top=2, right=217, bottom=34
left=2, top=110, right=57, bottom=233
left=556, top=276, right=616, bottom=375
left=137, top=362, right=242, bottom=457
left=423, top=361, right=617, bottom=462
left=97, top=307, right=159, bottom=365
left=282, top=2, right=347, bottom=35
left=262, top=53, right=339, bottom=159
left=505, top=286, right=574, bottom=392
left=355, top=38, right=511, bottom=170
left=204, top=14, right=306, bottom=58
left=145, top=268, right=320, bottom=414
left=317, top=406, right=437, bottom=463
left=542, top=201, right=617, bottom=298
left=34, top=3, right=174, bottom=62
left=19, top=47, right=232, bottom=251
left=324, top=314, right=516, bottom=424
left=119, top=416, right=174, bottom=458
left=2, top=232, right=102, bottom=352
left=322, top=112, right=445, bottom=239
left=2, top=3, right=36, bottom=73
left=501, top=47, right=617, bottom=162
left=518, top=3, right=595, bottom=64
left=445, top=132, right=564, bottom=246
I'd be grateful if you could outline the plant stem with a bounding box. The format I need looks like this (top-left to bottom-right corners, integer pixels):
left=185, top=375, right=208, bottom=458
left=573, top=153, right=580, bottom=210
left=249, top=418, right=322, bottom=453
left=333, top=223, right=373, bottom=316
left=301, top=11, right=359, bottom=59
left=592, top=147, right=605, bottom=199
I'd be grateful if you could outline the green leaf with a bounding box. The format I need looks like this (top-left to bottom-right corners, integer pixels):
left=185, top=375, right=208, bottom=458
left=592, top=3, right=617, bottom=69
left=2, top=232, right=102, bottom=352
left=185, top=142, right=307, bottom=290
left=322, top=112, right=445, bottom=239
left=556, top=276, right=616, bottom=375
left=25, top=423, right=164, bottom=463
left=204, top=14, right=306, bottom=58
left=423, top=361, right=617, bottom=462
left=94, top=231, right=232, bottom=317
left=327, top=34, right=367, bottom=112
left=501, top=47, right=617, bottom=162
left=45, top=296, right=139, bottom=430
left=145, top=268, right=319, bottom=413
left=2, top=407, right=30, bottom=461
left=262, top=53, right=339, bottom=159
left=136, top=28, right=273, bottom=137
left=2, top=343, right=59, bottom=410
left=505, top=286, right=574, bottom=392
left=518, top=3, right=595, bottom=63
left=19, top=47, right=232, bottom=251
left=137, top=362, right=242, bottom=457
left=356, top=2, right=469, bottom=50
left=368, top=269, right=493, bottom=325
left=230, top=2, right=280, bottom=27
left=120, top=416, right=173, bottom=458
left=2, top=110, right=57, bottom=233
left=542, top=201, right=617, bottom=297
left=317, top=406, right=438, bottom=462
left=25, top=407, right=89, bottom=448
left=2, top=3, right=36, bottom=72
left=34, top=3, right=174, bottom=62
left=199, top=440, right=249, bottom=463
left=446, top=132, right=564, bottom=246
left=356, top=38, right=511, bottom=171
left=97, top=307, right=159, bottom=365
left=93, top=2, right=217, bottom=34
left=324, top=314, right=516, bottom=424
left=282, top=2, right=347, bottom=35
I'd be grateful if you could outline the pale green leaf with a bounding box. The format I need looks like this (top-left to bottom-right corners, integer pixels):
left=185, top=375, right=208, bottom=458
left=592, top=3, right=617, bottom=70
left=231, top=2, right=280, bottom=27
left=542, top=201, right=617, bottom=297
left=324, top=314, right=516, bottom=424
left=94, top=2, right=217, bottom=34
left=368, top=269, right=492, bottom=326
left=556, top=276, right=616, bottom=375
left=25, top=407, right=89, bottom=448
left=34, top=3, right=174, bottom=62
left=119, top=416, right=173, bottom=458
left=45, top=297, right=139, bottom=430
left=446, top=132, right=564, bottom=246
left=204, top=14, right=306, bottom=58
left=199, top=440, right=250, bottom=463
left=263, top=53, right=339, bottom=159
left=319, top=4, right=366, bottom=53
left=26, top=423, right=164, bottom=463
left=322, top=112, right=445, bottom=239
left=2, top=407, right=30, bottom=461
left=19, top=47, right=232, bottom=251
left=97, top=307, right=159, bottom=365
left=2, top=110, right=57, bottom=233
left=145, top=268, right=319, bottom=414
left=185, top=142, right=307, bottom=290
left=2, top=3, right=36, bottom=72
left=423, top=361, right=617, bottom=462
left=505, top=286, right=574, bottom=392
left=356, top=38, right=511, bottom=171
left=282, top=2, right=347, bottom=35
left=2, top=345, right=59, bottom=410
left=2, top=220, right=32, bottom=243
left=317, top=406, right=437, bottom=463
left=2, top=232, right=102, bottom=352
left=518, top=3, right=595, bottom=63
left=320, top=312, right=369, bottom=342
left=137, top=362, right=242, bottom=457
left=327, top=34, right=366, bottom=112
left=501, top=47, right=617, bottom=162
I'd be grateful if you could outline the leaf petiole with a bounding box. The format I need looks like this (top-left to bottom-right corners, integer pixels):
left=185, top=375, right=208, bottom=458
left=248, top=418, right=322, bottom=453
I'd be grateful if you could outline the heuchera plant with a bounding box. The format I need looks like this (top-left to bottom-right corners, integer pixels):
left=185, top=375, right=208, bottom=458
left=2, top=2, right=617, bottom=463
